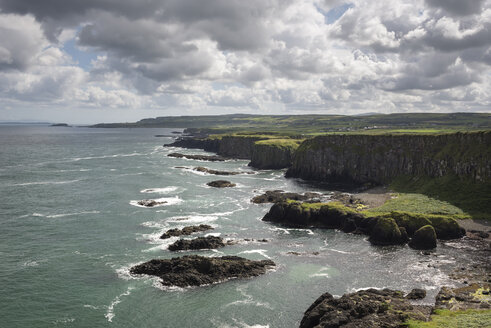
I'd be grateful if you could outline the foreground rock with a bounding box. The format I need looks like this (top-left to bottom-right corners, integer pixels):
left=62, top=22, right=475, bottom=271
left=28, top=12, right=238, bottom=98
left=409, top=225, right=437, bottom=250
left=168, top=236, right=226, bottom=251
left=130, top=255, right=275, bottom=287
left=160, top=225, right=213, bottom=239
left=137, top=199, right=167, bottom=207
left=251, top=190, right=322, bottom=204
left=300, top=288, right=430, bottom=328
left=167, top=152, right=226, bottom=161
left=207, top=180, right=236, bottom=188
left=436, top=283, right=491, bottom=310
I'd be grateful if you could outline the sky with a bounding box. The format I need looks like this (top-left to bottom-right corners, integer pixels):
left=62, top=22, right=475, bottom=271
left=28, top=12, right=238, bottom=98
left=0, top=0, right=490, bottom=124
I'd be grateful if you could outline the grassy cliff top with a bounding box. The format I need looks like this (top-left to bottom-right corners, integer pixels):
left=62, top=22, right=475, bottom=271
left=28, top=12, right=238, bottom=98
left=92, top=113, right=491, bottom=136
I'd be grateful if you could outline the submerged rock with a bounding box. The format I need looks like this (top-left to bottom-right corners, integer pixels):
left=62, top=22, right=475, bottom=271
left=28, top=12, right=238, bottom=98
left=160, top=225, right=213, bottom=239
left=300, top=288, right=430, bottom=328
left=251, top=190, right=322, bottom=204
left=167, top=153, right=226, bottom=162
left=207, top=180, right=236, bottom=188
left=130, top=255, right=275, bottom=287
left=369, top=217, right=408, bottom=246
left=409, top=225, right=437, bottom=250
left=168, top=236, right=226, bottom=251
left=137, top=199, right=167, bottom=207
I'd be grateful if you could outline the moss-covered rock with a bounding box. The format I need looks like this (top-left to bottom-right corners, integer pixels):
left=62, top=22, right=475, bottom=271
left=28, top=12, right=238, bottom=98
left=262, top=201, right=364, bottom=229
left=427, top=216, right=466, bottom=240
left=369, top=217, right=408, bottom=246
left=409, top=225, right=437, bottom=250
left=390, top=211, right=433, bottom=236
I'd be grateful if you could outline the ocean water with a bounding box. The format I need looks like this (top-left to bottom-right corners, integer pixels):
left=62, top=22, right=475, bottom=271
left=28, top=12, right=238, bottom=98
left=0, top=125, right=474, bottom=327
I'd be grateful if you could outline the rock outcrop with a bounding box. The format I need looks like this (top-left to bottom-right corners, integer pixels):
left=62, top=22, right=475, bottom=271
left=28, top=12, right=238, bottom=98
left=262, top=201, right=464, bottom=247
left=251, top=190, right=322, bottom=204
left=300, top=288, right=430, bottom=328
left=287, top=132, right=491, bottom=184
left=168, top=236, right=226, bottom=251
left=262, top=201, right=365, bottom=230
left=207, top=180, right=236, bottom=188
left=368, top=217, right=408, bottom=246
left=130, top=255, right=276, bottom=287
left=137, top=199, right=167, bottom=207
left=194, top=167, right=242, bottom=175
left=167, top=153, right=226, bottom=161
left=409, top=225, right=437, bottom=250
left=160, top=225, right=213, bottom=239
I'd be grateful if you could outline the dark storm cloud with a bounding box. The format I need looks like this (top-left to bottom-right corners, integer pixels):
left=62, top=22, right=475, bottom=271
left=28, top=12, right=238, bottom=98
left=425, top=0, right=486, bottom=16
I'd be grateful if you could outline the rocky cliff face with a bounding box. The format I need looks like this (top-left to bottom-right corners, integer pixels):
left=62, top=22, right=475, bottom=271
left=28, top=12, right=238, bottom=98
left=217, top=136, right=266, bottom=159
left=249, top=143, right=296, bottom=169
left=166, top=135, right=296, bottom=169
left=286, top=132, right=490, bottom=184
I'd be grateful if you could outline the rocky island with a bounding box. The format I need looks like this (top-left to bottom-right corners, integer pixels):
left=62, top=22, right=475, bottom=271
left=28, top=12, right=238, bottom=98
left=130, top=255, right=276, bottom=287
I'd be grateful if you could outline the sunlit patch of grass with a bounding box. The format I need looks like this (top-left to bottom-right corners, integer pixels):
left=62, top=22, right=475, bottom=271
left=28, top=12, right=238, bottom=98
left=405, top=309, right=491, bottom=328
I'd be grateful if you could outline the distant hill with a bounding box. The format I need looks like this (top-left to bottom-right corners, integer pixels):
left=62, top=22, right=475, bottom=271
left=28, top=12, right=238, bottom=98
left=91, top=113, right=491, bottom=135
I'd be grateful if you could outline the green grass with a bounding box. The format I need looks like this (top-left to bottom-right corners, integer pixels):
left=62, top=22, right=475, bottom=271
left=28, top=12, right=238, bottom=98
left=406, top=309, right=491, bottom=328
left=254, top=138, right=303, bottom=150
left=390, top=175, right=491, bottom=220
left=366, top=193, right=468, bottom=217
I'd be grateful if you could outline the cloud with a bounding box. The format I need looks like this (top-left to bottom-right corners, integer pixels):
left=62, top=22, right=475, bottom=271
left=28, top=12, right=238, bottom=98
left=0, top=0, right=490, bottom=119
left=425, top=0, right=486, bottom=16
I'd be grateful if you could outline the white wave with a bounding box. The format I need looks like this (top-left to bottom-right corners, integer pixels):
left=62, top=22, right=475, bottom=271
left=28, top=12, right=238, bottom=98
left=309, top=267, right=331, bottom=278
left=46, top=211, right=100, bottom=218
left=83, top=304, right=100, bottom=310
left=9, top=179, right=80, bottom=186
left=129, top=196, right=182, bottom=208
left=140, top=186, right=179, bottom=194
left=205, top=232, right=221, bottom=237
left=115, top=264, right=141, bottom=281
left=167, top=215, right=219, bottom=224
left=238, top=249, right=271, bottom=259
left=32, top=213, right=45, bottom=217
left=71, top=152, right=145, bottom=162
left=269, top=227, right=290, bottom=234
left=324, top=248, right=352, bottom=255
left=23, top=260, right=39, bottom=267
left=105, top=287, right=134, bottom=322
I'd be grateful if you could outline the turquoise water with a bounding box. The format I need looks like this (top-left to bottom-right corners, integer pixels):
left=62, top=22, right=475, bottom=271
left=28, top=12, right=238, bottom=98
left=0, top=126, right=471, bottom=327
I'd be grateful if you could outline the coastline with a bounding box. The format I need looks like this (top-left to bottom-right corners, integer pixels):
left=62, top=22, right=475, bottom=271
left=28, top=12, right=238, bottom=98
left=165, top=132, right=490, bottom=326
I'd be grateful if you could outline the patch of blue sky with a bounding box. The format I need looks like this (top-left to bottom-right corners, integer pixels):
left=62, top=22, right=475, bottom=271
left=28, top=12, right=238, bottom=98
left=318, top=3, right=354, bottom=24
left=63, top=38, right=99, bottom=70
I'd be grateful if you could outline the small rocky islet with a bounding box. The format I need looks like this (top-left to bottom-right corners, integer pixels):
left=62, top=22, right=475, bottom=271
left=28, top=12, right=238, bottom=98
left=160, top=224, right=213, bottom=239
left=130, top=255, right=276, bottom=288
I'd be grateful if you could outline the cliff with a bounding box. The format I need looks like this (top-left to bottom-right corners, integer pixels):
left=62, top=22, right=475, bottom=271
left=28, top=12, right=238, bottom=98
left=167, top=135, right=298, bottom=169
left=286, top=132, right=490, bottom=184
left=249, top=139, right=301, bottom=169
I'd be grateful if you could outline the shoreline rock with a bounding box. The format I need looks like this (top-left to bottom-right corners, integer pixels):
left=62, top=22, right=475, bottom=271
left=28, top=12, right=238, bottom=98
left=409, top=225, right=437, bottom=250
left=207, top=180, right=236, bottom=188
left=168, top=236, right=226, bottom=251
left=194, top=166, right=250, bottom=176
left=130, top=255, right=276, bottom=287
left=160, top=225, right=213, bottom=239
left=300, top=288, right=431, bottom=328
left=168, top=152, right=227, bottom=161
left=251, top=190, right=322, bottom=204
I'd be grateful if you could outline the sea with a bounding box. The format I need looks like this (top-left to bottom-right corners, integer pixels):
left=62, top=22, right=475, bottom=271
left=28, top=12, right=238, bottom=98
left=0, top=125, right=475, bottom=327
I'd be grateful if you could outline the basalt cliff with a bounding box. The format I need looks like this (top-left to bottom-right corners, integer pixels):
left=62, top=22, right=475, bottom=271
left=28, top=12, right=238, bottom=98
left=286, top=132, right=490, bottom=184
